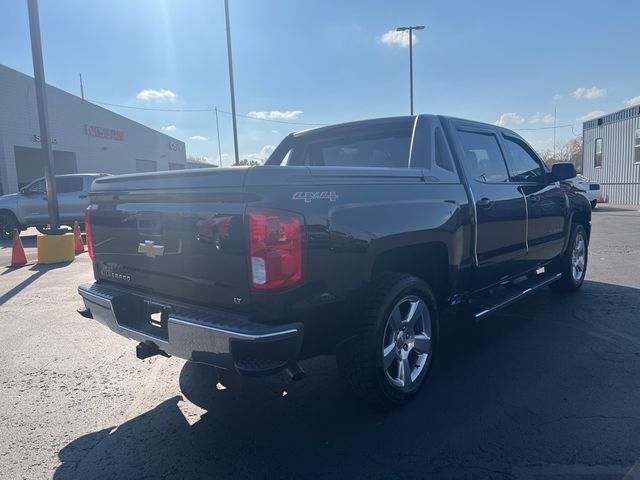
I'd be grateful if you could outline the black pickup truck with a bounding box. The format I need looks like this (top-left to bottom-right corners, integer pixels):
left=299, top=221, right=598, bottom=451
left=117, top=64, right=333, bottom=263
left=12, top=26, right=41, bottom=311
left=78, top=115, right=591, bottom=407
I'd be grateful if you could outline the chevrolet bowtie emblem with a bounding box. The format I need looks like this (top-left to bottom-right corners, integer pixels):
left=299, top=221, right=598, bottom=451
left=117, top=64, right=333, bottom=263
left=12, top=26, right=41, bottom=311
left=138, top=240, right=165, bottom=258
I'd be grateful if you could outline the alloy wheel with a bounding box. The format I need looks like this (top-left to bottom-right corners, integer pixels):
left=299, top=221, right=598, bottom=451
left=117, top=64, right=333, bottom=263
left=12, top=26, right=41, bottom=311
left=381, top=295, right=432, bottom=391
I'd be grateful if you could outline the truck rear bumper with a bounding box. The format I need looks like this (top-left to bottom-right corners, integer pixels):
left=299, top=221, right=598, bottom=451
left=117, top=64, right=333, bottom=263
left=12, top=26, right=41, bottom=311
left=77, top=282, right=303, bottom=375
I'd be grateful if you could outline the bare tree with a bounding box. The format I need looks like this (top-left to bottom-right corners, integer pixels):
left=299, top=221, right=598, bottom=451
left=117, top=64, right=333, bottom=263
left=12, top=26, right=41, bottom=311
left=538, top=137, right=583, bottom=173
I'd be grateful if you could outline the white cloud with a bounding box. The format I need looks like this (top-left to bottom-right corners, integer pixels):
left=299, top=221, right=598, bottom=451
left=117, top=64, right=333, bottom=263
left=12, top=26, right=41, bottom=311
left=576, top=110, right=606, bottom=123
left=379, top=29, right=418, bottom=48
left=189, top=135, right=209, bottom=141
left=494, top=112, right=525, bottom=127
left=271, top=130, right=280, bottom=134
left=572, top=86, right=606, bottom=101
left=247, top=110, right=303, bottom=120
left=161, top=125, right=177, bottom=132
left=552, top=94, right=563, bottom=101
left=529, top=112, right=555, bottom=125
left=244, top=145, right=277, bottom=164
left=625, top=95, right=640, bottom=107
left=136, top=88, right=176, bottom=101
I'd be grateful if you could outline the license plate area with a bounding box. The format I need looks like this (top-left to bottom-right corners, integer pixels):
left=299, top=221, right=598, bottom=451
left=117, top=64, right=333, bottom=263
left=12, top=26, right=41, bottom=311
left=113, top=295, right=173, bottom=340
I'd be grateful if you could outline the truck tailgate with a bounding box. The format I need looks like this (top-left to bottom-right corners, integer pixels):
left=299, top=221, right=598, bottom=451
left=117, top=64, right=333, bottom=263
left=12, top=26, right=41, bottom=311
left=88, top=168, right=251, bottom=311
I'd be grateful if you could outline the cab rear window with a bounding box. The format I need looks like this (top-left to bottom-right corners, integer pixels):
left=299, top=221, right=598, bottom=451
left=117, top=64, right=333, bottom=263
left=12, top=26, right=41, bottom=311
left=268, top=121, right=414, bottom=168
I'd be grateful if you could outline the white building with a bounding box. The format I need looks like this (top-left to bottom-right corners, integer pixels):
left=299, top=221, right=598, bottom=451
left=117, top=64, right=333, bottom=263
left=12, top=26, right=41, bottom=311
left=0, top=64, right=186, bottom=195
left=582, top=105, right=640, bottom=204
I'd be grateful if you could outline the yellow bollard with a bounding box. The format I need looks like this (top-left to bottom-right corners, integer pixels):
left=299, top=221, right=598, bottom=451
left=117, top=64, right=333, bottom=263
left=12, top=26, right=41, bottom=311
left=37, top=233, right=75, bottom=264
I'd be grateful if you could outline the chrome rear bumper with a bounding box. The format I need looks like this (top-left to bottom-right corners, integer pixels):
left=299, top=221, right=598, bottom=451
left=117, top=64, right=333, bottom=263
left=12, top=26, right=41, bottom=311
left=78, top=282, right=303, bottom=375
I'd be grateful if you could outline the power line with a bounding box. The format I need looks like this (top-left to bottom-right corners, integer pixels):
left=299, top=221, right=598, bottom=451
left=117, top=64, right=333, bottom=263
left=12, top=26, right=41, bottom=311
left=514, top=123, right=576, bottom=131
left=90, top=100, right=327, bottom=126
left=90, top=99, right=581, bottom=132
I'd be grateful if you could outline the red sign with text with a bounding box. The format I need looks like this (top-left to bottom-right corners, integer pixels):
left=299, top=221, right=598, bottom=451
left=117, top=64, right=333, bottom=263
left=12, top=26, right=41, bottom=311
left=84, top=124, right=124, bottom=141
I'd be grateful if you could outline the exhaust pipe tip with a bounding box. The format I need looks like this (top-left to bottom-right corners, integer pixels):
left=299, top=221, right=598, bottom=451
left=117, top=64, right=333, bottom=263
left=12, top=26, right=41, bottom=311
left=284, top=362, right=306, bottom=382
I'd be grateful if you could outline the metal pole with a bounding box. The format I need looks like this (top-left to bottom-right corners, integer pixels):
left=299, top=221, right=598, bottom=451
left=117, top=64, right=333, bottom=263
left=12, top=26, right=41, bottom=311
left=553, top=105, right=557, bottom=160
left=215, top=107, right=223, bottom=168
left=27, top=0, right=60, bottom=231
left=79, top=73, right=85, bottom=100
left=224, top=0, right=240, bottom=166
left=409, top=28, right=414, bottom=116
left=396, top=25, right=424, bottom=115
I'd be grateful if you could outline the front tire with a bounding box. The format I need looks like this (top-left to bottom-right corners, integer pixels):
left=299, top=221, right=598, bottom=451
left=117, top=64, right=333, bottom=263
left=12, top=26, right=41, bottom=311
left=590, top=200, right=597, bottom=209
left=0, top=212, right=18, bottom=240
left=549, top=224, right=588, bottom=293
left=337, top=273, right=438, bottom=408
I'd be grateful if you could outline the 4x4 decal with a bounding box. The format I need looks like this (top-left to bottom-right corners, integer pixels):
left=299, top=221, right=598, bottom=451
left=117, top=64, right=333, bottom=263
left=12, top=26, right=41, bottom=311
left=292, top=191, right=339, bottom=203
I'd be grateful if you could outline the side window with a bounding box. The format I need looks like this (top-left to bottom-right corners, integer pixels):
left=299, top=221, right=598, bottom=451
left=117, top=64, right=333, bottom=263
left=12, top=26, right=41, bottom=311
left=26, top=179, right=46, bottom=195
left=503, top=137, right=545, bottom=182
left=56, top=177, right=84, bottom=193
left=594, top=138, right=603, bottom=168
left=634, top=129, right=640, bottom=164
left=458, top=130, right=509, bottom=183
left=434, top=127, right=454, bottom=172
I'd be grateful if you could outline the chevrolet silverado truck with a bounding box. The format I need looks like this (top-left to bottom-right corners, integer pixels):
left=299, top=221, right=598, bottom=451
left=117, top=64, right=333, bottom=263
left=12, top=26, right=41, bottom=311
left=77, top=115, right=591, bottom=407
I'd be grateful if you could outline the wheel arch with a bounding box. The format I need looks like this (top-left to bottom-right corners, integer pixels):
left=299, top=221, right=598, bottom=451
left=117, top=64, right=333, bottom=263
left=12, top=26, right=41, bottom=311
left=0, top=209, right=20, bottom=226
left=370, top=242, right=451, bottom=306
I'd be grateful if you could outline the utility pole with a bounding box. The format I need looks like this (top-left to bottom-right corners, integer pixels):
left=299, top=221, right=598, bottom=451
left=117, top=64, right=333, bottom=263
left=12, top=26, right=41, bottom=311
left=27, top=0, right=60, bottom=232
left=224, top=0, right=240, bottom=166
left=553, top=105, right=557, bottom=160
left=215, top=107, right=223, bottom=167
left=79, top=73, right=85, bottom=99
left=396, top=25, right=425, bottom=115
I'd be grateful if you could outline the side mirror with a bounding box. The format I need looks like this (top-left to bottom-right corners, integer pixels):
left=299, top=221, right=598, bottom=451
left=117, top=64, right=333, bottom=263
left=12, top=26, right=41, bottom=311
left=551, top=162, right=576, bottom=182
left=19, top=187, right=26, bottom=195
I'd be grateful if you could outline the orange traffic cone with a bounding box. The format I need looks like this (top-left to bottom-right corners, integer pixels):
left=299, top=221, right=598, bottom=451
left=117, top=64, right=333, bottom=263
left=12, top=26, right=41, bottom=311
left=10, top=229, right=28, bottom=267
left=73, top=221, right=85, bottom=254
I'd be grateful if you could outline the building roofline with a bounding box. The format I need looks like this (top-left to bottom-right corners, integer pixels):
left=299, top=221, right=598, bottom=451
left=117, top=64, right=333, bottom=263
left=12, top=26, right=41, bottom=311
left=0, top=63, right=185, bottom=145
left=582, top=104, right=640, bottom=130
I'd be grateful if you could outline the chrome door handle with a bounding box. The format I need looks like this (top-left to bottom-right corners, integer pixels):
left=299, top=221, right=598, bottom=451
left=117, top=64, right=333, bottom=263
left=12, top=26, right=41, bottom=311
left=477, top=198, right=494, bottom=209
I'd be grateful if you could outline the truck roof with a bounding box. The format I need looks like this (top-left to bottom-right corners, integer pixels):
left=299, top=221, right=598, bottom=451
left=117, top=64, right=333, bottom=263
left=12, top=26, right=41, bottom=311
left=292, top=114, right=521, bottom=139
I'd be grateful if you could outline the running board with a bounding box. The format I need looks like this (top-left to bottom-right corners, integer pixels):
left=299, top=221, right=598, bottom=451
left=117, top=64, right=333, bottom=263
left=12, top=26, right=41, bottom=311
left=469, top=272, right=561, bottom=322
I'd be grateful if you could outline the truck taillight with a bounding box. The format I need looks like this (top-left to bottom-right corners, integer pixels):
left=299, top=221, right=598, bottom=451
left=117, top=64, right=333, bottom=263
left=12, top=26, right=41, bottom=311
left=85, top=207, right=95, bottom=260
left=248, top=208, right=304, bottom=290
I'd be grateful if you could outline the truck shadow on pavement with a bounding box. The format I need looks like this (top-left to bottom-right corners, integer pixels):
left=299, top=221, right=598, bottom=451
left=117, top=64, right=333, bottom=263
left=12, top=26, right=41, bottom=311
left=53, top=280, right=640, bottom=480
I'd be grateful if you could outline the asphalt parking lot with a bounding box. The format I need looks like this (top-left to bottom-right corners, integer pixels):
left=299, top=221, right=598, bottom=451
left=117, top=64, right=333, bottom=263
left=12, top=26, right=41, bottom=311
left=1, top=207, right=640, bottom=480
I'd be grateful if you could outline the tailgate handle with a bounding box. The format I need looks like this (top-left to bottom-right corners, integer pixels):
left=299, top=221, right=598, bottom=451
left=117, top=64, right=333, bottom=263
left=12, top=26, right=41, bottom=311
left=137, top=212, right=163, bottom=236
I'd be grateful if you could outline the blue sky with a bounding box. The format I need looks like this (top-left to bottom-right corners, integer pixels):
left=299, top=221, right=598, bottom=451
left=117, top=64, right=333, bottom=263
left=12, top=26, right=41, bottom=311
left=2, top=0, right=639, bottom=166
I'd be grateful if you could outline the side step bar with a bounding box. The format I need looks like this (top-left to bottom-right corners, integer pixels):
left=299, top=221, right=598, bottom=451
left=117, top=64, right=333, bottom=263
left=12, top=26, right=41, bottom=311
left=469, top=272, right=561, bottom=322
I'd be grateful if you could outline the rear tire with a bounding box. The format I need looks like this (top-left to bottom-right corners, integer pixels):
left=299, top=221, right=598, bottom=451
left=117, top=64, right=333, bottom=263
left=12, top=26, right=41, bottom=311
left=549, top=224, right=588, bottom=293
left=0, top=212, right=18, bottom=240
left=337, top=273, right=438, bottom=408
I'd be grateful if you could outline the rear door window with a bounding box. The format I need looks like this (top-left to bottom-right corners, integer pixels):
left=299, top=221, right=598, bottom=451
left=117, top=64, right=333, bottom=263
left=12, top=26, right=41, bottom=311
left=458, top=130, right=510, bottom=183
left=56, top=177, right=84, bottom=193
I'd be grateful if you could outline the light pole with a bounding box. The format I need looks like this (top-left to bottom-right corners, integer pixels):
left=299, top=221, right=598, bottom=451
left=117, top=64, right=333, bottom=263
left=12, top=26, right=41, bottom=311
left=27, top=0, right=60, bottom=232
left=224, top=0, right=240, bottom=166
left=396, top=25, right=425, bottom=115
